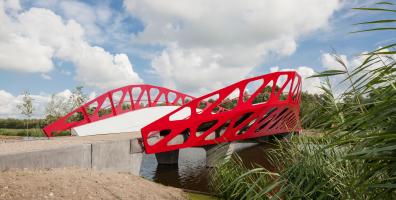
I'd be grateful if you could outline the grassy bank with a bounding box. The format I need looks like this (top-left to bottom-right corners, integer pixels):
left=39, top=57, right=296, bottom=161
left=210, top=134, right=391, bottom=199
left=0, top=128, right=46, bottom=137
left=187, top=192, right=218, bottom=200
left=0, top=128, right=70, bottom=137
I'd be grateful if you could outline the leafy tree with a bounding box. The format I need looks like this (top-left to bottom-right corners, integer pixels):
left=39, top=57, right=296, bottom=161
left=16, top=91, right=34, bottom=137
left=45, top=86, right=87, bottom=123
left=69, top=86, right=87, bottom=109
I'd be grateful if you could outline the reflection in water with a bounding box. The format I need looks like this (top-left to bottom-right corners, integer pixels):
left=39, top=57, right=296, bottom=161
left=234, top=142, right=277, bottom=171
left=140, top=143, right=274, bottom=192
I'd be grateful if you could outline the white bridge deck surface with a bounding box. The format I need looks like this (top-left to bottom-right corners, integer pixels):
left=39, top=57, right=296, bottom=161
left=72, top=106, right=181, bottom=136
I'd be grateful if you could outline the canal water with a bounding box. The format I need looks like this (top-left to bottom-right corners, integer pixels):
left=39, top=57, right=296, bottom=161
left=140, top=142, right=276, bottom=192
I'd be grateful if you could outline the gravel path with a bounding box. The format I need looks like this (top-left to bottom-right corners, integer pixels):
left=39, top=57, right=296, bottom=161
left=0, top=168, right=187, bottom=200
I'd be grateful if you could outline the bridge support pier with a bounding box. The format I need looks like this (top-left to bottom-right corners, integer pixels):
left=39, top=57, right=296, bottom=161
left=204, top=143, right=234, bottom=167
left=154, top=135, right=184, bottom=165
left=155, top=150, right=179, bottom=165
left=255, top=135, right=270, bottom=143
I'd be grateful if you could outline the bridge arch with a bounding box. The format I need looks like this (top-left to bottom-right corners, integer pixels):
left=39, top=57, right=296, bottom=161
left=43, top=84, right=195, bottom=137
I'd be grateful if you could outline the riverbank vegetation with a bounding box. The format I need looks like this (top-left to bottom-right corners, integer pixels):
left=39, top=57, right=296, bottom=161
left=211, top=2, right=396, bottom=199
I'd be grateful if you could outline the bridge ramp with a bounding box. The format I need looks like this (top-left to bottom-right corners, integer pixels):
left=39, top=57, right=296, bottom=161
left=72, top=106, right=181, bottom=136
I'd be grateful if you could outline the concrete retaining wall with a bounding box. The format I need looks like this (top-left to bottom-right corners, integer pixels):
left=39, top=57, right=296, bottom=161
left=91, top=139, right=142, bottom=174
left=0, top=138, right=144, bottom=175
left=0, top=144, right=92, bottom=170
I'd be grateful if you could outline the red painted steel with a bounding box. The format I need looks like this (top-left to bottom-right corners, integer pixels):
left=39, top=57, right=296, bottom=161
left=43, top=84, right=195, bottom=137
left=141, top=71, right=302, bottom=154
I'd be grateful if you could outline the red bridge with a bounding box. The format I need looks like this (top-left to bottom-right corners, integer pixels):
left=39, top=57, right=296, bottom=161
left=43, top=71, right=302, bottom=155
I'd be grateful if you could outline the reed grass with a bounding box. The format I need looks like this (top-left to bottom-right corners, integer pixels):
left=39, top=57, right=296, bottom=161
left=210, top=2, right=396, bottom=199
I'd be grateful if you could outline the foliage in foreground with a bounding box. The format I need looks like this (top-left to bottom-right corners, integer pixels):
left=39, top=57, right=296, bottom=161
left=211, top=2, right=396, bottom=199
left=211, top=134, right=394, bottom=199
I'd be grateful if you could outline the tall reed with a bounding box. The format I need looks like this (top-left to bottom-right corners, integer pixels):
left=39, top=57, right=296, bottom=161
left=211, top=2, right=396, bottom=199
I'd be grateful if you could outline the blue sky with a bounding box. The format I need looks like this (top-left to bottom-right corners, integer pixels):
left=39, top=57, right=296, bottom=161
left=0, top=0, right=394, bottom=118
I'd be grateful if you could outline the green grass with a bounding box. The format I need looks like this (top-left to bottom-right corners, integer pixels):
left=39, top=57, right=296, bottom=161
left=0, top=128, right=46, bottom=137
left=0, top=128, right=70, bottom=137
left=187, top=192, right=219, bottom=200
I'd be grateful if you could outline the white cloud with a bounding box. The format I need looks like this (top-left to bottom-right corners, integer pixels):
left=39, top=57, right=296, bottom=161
left=0, top=90, right=59, bottom=118
left=0, top=2, right=142, bottom=89
left=320, top=50, right=396, bottom=97
left=41, top=73, right=52, bottom=80
left=0, top=90, right=16, bottom=118
left=0, top=88, right=99, bottom=118
left=60, top=69, right=71, bottom=76
left=3, top=0, right=20, bottom=12
left=321, top=53, right=348, bottom=70
left=270, top=66, right=322, bottom=94
left=57, top=1, right=107, bottom=44
left=124, top=0, right=341, bottom=94
left=151, top=44, right=252, bottom=95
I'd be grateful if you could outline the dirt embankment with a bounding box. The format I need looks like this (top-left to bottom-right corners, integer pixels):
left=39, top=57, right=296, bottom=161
left=0, top=168, right=187, bottom=200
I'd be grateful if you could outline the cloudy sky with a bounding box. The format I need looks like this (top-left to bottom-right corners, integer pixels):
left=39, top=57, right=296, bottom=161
left=0, top=0, right=394, bottom=118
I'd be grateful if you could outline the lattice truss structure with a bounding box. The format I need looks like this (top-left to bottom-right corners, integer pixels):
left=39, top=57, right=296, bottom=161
left=142, top=71, right=302, bottom=153
left=43, top=85, right=195, bottom=137
left=43, top=71, right=302, bottom=154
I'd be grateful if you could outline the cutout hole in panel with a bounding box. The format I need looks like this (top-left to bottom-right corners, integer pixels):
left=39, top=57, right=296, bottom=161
left=98, top=97, right=112, bottom=117
left=292, top=76, right=301, bottom=101
left=147, top=131, right=162, bottom=146
left=275, top=108, right=289, bottom=120
left=184, top=97, right=193, bottom=104
left=139, top=90, right=149, bottom=108
left=291, top=77, right=299, bottom=99
left=214, top=88, right=240, bottom=113
left=167, top=128, right=189, bottom=146
left=197, top=94, right=219, bottom=114
left=169, top=107, right=191, bottom=121
left=197, top=120, right=218, bottom=132
left=122, top=93, right=132, bottom=110
left=268, top=108, right=290, bottom=130
left=243, top=79, right=264, bottom=102
left=112, top=90, right=123, bottom=107
left=160, top=129, right=171, bottom=136
left=168, top=92, right=177, bottom=104
left=276, top=74, right=288, bottom=91
left=167, top=136, right=184, bottom=146
left=157, top=93, right=166, bottom=106
left=180, top=128, right=190, bottom=141
left=233, top=112, right=253, bottom=128
left=177, top=97, right=183, bottom=105
left=237, top=118, right=257, bottom=135
left=252, top=81, right=273, bottom=105
left=149, top=88, right=159, bottom=102
left=279, top=78, right=292, bottom=101
left=255, top=120, right=272, bottom=133
left=258, top=107, right=278, bottom=124
left=275, top=74, right=288, bottom=97
left=132, top=87, right=142, bottom=103
left=86, top=101, right=98, bottom=116
left=205, top=120, right=231, bottom=140
left=66, top=111, right=84, bottom=123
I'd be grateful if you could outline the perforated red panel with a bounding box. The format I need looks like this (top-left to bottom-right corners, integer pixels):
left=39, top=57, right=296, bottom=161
left=43, top=84, right=195, bottom=137
left=141, top=71, right=302, bottom=154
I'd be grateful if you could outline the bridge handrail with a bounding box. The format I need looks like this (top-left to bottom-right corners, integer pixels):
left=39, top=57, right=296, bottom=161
left=43, top=84, right=195, bottom=137
left=141, top=71, right=302, bottom=153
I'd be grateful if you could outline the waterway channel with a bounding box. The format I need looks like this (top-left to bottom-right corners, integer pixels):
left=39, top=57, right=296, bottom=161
left=140, top=142, right=276, bottom=193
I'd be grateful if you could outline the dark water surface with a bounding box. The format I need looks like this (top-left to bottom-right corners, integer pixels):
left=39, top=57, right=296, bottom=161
left=140, top=142, right=275, bottom=192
